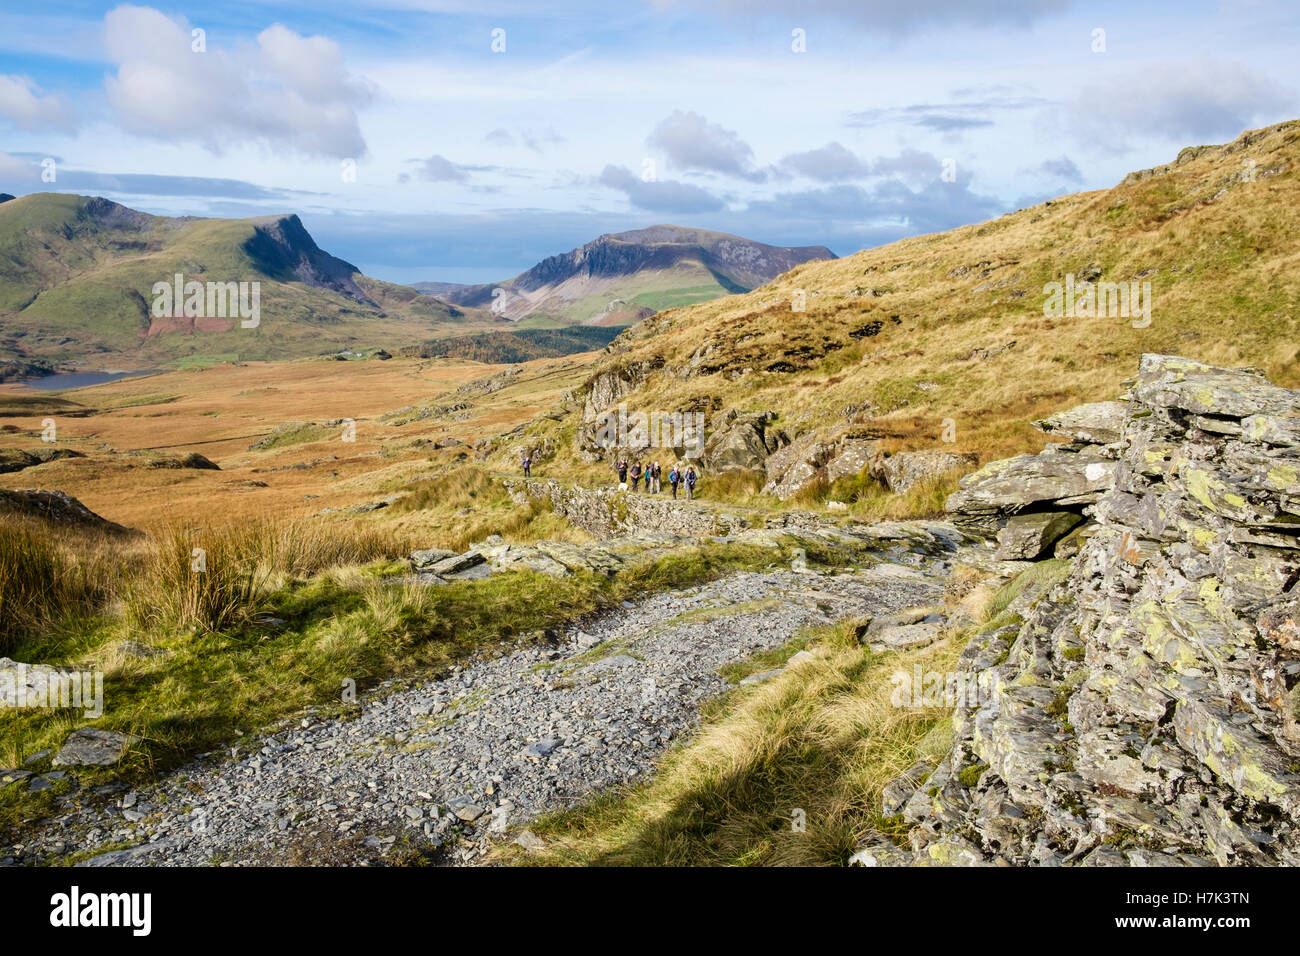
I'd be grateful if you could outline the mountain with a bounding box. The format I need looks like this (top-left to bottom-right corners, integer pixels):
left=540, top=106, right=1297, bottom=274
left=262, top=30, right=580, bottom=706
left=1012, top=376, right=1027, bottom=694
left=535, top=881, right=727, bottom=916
left=422, top=225, right=836, bottom=326
left=0, top=194, right=495, bottom=373
left=410, top=280, right=475, bottom=297
left=511, top=120, right=1300, bottom=483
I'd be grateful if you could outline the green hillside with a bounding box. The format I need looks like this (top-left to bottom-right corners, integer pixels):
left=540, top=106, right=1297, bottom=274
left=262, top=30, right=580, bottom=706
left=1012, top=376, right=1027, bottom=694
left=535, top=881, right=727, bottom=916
left=0, top=193, right=495, bottom=371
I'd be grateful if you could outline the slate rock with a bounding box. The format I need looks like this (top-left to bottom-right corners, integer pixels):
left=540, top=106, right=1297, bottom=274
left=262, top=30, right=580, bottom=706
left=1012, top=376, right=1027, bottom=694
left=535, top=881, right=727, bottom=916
left=52, top=729, right=141, bottom=767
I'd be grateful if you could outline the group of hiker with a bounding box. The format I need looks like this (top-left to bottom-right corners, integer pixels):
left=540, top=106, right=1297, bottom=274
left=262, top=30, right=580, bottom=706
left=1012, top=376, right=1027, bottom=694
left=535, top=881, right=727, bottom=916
left=519, top=451, right=700, bottom=500
left=615, top=457, right=698, bottom=499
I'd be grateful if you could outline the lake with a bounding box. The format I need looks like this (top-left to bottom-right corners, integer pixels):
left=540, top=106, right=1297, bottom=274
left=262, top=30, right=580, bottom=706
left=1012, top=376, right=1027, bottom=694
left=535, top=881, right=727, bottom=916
left=23, top=370, right=158, bottom=391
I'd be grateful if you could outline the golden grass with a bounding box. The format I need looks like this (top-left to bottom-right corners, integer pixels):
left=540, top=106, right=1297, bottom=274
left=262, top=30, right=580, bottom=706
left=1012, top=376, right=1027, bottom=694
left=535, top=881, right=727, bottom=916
left=121, top=517, right=413, bottom=634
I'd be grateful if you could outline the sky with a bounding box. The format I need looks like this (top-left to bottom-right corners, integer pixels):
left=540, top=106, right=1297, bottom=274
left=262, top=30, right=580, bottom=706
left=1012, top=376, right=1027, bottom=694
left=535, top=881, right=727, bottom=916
left=0, top=0, right=1297, bottom=284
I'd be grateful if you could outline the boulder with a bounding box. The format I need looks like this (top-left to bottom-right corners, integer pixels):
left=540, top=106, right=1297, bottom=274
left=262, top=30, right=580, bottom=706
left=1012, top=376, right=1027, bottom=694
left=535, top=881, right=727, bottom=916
left=701, top=410, right=784, bottom=473
left=761, top=427, right=884, bottom=500
left=427, top=551, right=485, bottom=576
left=0, top=447, right=85, bottom=474
left=863, top=606, right=946, bottom=650
left=994, top=511, right=1083, bottom=560
left=0, top=658, right=92, bottom=707
left=0, top=489, right=134, bottom=534
left=1032, top=401, right=1128, bottom=444
left=147, top=452, right=220, bottom=470
left=871, top=449, right=978, bottom=494
left=945, top=451, right=1116, bottom=539
left=1133, top=353, right=1300, bottom=419
left=825, top=439, right=879, bottom=483
left=410, top=548, right=458, bottom=571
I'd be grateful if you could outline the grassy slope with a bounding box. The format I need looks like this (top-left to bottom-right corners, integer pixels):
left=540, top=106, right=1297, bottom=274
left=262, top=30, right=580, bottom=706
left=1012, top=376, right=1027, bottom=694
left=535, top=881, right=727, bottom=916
left=0, top=194, right=497, bottom=369
left=525, top=121, right=1300, bottom=471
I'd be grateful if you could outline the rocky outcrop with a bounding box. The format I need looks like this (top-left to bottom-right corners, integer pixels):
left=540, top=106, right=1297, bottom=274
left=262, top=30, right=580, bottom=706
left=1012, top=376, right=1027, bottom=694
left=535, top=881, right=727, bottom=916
left=945, top=397, right=1123, bottom=541
left=876, top=354, right=1300, bottom=866
left=870, top=450, right=978, bottom=495
left=0, top=489, right=134, bottom=534
left=700, top=410, right=787, bottom=473
left=761, top=427, right=880, bottom=500
left=0, top=447, right=85, bottom=474
left=1032, top=401, right=1127, bottom=444
left=145, top=452, right=220, bottom=470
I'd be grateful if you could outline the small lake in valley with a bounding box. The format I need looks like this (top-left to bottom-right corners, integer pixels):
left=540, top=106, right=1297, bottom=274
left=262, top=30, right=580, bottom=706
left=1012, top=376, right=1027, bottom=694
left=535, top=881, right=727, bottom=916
left=22, top=369, right=158, bottom=391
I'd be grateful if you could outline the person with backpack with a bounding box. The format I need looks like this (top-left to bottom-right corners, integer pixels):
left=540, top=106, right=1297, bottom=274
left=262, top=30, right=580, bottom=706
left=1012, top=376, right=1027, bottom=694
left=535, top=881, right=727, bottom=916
left=648, top=460, right=659, bottom=494
left=521, top=453, right=531, bottom=477
left=617, top=458, right=628, bottom=485
left=685, top=466, right=697, bottom=499
left=630, top=460, right=642, bottom=491
left=668, top=464, right=680, bottom=499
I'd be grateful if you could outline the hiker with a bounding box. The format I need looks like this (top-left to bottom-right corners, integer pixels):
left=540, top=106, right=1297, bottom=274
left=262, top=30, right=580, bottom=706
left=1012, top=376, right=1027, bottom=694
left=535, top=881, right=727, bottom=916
left=521, top=453, right=531, bottom=477
left=645, top=460, right=656, bottom=494
left=652, top=461, right=662, bottom=493
left=669, top=464, right=680, bottom=499
left=616, top=458, right=628, bottom=484
left=630, top=460, right=642, bottom=491
left=685, top=466, right=697, bottom=499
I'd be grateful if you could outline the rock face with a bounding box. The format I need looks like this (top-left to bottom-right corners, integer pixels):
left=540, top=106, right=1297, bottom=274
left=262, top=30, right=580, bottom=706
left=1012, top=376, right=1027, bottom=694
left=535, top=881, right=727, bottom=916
left=700, top=410, right=787, bottom=474
left=761, top=427, right=882, bottom=500
left=945, top=448, right=1117, bottom=539
left=1032, top=401, right=1128, bottom=444
left=879, top=354, right=1300, bottom=866
left=994, top=511, right=1082, bottom=560
left=871, top=450, right=978, bottom=495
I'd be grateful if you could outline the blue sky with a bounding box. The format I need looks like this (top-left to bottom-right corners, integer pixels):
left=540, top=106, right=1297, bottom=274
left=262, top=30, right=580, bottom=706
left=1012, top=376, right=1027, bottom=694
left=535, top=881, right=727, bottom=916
left=1, top=0, right=1297, bottom=283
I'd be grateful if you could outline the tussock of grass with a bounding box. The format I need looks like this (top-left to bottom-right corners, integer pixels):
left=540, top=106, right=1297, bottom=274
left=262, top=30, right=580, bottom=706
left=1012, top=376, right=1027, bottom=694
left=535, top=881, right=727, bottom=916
left=122, top=517, right=408, bottom=634
left=0, top=518, right=125, bottom=656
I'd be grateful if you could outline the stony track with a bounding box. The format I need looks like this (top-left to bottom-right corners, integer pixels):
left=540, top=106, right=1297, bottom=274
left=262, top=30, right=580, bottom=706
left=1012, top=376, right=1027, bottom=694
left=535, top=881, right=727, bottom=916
left=15, top=557, right=947, bottom=867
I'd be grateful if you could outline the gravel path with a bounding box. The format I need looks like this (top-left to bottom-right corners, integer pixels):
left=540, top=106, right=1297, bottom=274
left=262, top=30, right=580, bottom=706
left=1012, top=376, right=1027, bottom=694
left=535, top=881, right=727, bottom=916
left=18, top=559, right=947, bottom=867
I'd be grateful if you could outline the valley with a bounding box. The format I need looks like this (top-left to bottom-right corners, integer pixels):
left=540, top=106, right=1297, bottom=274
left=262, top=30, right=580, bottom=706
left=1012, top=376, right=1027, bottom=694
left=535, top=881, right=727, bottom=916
left=2, top=120, right=1299, bottom=871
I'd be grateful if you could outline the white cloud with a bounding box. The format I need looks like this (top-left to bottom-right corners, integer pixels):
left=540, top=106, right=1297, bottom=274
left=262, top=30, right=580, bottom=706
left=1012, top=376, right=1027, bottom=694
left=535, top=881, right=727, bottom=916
left=779, top=142, right=870, bottom=181
left=102, top=4, right=373, bottom=159
left=647, top=110, right=764, bottom=181
left=0, top=75, right=75, bottom=132
left=599, top=164, right=726, bottom=213
left=0, top=151, right=40, bottom=181
left=1075, top=60, right=1294, bottom=146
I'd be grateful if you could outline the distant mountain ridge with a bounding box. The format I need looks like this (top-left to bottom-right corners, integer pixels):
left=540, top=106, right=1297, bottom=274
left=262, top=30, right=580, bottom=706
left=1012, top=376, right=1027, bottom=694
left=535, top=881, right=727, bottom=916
left=421, top=225, right=835, bottom=326
left=0, top=193, right=497, bottom=373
